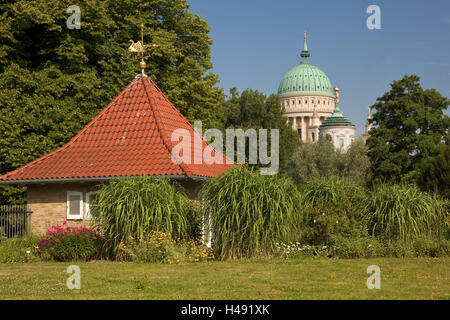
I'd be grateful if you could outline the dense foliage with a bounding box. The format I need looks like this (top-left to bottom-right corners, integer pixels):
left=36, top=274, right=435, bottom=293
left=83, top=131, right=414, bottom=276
left=200, top=166, right=301, bottom=260
left=0, top=236, right=40, bottom=263
left=364, top=184, right=449, bottom=242
left=37, top=223, right=103, bottom=261
left=286, top=138, right=370, bottom=185
left=90, top=177, right=194, bottom=255
left=0, top=0, right=225, bottom=204
left=118, top=231, right=214, bottom=264
left=298, top=176, right=368, bottom=245
left=367, top=75, right=449, bottom=197
left=221, top=88, right=300, bottom=173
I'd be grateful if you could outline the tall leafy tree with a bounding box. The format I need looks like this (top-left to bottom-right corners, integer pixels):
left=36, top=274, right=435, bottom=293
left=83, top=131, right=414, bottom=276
left=367, top=75, right=449, bottom=191
left=222, top=88, right=300, bottom=173
left=286, top=138, right=370, bottom=185
left=0, top=0, right=225, bottom=203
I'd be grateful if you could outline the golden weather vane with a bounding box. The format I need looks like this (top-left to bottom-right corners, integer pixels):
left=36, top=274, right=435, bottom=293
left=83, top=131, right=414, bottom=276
left=128, top=23, right=158, bottom=74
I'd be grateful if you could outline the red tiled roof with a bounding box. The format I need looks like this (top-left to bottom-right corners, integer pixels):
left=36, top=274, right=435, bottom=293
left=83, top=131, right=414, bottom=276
left=0, top=75, right=233, bottom=183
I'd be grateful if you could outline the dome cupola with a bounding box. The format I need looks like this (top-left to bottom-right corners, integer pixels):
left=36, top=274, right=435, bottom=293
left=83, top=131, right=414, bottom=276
left=278, top=31, right=333, bottom=96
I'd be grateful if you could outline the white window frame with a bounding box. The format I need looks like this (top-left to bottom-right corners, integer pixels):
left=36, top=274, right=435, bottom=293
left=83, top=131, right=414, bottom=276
left=85, top=191, right=98, bottom=221
left=67, top=191, right=83, bottom=220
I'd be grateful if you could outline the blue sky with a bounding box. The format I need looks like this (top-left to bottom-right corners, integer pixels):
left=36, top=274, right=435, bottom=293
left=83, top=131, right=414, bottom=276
left=188, top=0, right=450, bottom=136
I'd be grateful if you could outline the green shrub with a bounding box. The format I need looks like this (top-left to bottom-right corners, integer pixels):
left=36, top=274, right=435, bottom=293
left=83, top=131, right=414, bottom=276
left=274, top=242, right=331, bottom=259
left=365, top=184, right=449, bottom=242
left=200, top=167, right=301, bottom=260
left=411, top=236, right=450, bottom=257
left=0, top=237, right=41, bottom=263
left=299, top=176, right=369, bottom=245
left=328, top=235, right=384, bottom=259
left=118, top=231, right=214, bottom=263
left=37, top=223, right=103, bottom=262
left=91, top=177, right=193, bottom=255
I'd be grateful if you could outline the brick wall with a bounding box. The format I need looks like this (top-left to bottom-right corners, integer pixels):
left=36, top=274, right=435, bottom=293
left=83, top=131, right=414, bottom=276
left=26, top=179, right=204, bottom=235
left=27, top=183, right=99, bottom=235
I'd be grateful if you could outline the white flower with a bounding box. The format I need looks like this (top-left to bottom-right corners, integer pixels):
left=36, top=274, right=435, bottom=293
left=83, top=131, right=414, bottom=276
left=314, top=219, right=317, bottom=223
left=26, top=250, right=31, bottom=254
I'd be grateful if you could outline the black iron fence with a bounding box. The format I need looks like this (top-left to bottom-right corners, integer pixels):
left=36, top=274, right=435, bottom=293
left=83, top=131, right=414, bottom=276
left=0, top=205, right=32, bottom=239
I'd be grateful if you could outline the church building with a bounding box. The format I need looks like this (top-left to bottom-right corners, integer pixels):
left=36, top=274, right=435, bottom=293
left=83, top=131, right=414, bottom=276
left=278, top=32, right=357, bottom=150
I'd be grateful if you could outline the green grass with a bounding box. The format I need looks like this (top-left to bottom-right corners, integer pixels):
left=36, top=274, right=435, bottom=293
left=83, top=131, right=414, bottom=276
left=0, top=258, right=449, bottom=300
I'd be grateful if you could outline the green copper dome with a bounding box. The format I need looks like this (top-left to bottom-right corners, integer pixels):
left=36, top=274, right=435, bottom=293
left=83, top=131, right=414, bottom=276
left=278, top=34, right=333, bottom=96
left=278, top=61, right=333, bottom=96
left=319, top=103, right=355, bottom=128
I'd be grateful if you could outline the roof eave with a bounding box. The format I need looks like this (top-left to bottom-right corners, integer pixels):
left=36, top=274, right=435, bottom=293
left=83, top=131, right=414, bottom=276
left=0, top=175, right=211, bottom=185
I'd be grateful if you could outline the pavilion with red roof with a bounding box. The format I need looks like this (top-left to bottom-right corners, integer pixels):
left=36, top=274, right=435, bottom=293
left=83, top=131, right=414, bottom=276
left=0, top=73, right=233, bottom=233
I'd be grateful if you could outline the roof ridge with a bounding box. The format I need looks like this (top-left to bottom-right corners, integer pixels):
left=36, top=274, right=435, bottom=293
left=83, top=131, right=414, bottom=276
left=0, top=79, right=138, bottom=180
left=141, top=77, right=194, bottom=177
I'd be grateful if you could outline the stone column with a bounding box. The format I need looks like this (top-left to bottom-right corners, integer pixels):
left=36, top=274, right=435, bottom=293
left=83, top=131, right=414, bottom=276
left=301, top=117, right=306, bottom=142
left=293, top=116, right=297, bottom=130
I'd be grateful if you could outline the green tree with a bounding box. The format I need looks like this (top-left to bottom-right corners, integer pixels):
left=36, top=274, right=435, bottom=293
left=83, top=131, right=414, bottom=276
left=285, top=138, right=340, bottom=185
left=342, top=138, right=371, bottom=185
left=222, top=88, right=300, bottom=173
left=367, top=75, right=449, bottom=190
left=0, top=0, right=224, bottom=203
left=285, top=137, right=370, bottom=185
left=414, top=143, right=450, bottom=198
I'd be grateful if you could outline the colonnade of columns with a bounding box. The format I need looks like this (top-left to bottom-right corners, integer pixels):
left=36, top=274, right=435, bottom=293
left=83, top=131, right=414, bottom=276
left=288, top=116, right=320, bottom=143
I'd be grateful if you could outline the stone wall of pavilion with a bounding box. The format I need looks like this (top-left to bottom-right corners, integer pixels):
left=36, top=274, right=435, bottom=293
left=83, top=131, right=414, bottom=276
left=26, top=179, right=204, bottom=235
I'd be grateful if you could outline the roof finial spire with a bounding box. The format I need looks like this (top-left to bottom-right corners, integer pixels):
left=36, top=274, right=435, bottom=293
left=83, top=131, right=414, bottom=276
left=128, top=23, right=158, bottom=75
left=301, top=30, right=310, bottom=59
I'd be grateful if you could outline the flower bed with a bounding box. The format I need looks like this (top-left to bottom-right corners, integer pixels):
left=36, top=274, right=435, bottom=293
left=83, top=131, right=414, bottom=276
left=37, top=222, right=104, bottom=261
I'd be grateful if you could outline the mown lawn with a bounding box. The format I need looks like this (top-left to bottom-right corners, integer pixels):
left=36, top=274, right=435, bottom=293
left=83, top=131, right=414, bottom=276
left=0, top=258, right=449, bottom=300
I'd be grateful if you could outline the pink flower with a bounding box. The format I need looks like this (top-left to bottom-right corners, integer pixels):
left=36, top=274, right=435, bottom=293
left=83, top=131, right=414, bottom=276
left=49, top=235, right=54, bottom=239
left=92, top=236, right=97, bottom=240
left=55, top=239, right=60, bottom=243
left=23, top=238, right=27, bottom=241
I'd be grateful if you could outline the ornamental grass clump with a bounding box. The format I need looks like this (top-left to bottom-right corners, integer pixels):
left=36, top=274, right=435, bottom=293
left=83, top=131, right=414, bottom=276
left=90, top=177, right=193, bottom=255
left=365, top=184, right=449, bottom=242
left=200, top=167, right=301, bottom=260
